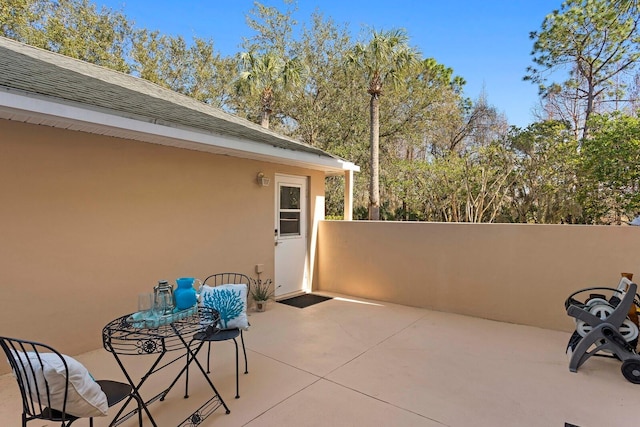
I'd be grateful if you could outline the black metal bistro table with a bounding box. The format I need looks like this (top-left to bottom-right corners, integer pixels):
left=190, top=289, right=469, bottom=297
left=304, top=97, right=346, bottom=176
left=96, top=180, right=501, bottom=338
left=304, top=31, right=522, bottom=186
left=102, top=306, right=230, bottom=426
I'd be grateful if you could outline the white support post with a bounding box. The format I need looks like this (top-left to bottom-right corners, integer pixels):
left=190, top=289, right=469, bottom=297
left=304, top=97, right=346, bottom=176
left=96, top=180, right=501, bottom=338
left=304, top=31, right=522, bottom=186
left=344, top=169, right=354, bottom=221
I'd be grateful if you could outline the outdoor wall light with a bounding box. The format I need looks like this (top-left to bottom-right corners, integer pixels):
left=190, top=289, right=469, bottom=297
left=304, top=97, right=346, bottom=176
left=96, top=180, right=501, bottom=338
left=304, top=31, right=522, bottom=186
left=257, top=172, right=270, bottom=187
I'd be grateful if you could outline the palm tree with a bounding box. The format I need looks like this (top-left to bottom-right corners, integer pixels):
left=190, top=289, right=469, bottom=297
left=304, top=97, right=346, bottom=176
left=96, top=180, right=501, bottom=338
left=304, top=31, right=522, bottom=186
left=347, top=29, right=418, bottom=220
left=237, top=50, right=302, bottom=129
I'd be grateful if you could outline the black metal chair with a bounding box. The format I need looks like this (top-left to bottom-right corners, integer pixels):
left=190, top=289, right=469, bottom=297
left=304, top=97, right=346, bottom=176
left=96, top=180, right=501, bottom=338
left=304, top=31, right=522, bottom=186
left=194, top=272, right=251, bottom=399
left=0, top=336, right=142, bottom=427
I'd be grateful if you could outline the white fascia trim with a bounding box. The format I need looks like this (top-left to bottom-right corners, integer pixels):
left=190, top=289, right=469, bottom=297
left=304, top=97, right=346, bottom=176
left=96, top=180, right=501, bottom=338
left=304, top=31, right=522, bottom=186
left=0, top=89, right=360, bottom=173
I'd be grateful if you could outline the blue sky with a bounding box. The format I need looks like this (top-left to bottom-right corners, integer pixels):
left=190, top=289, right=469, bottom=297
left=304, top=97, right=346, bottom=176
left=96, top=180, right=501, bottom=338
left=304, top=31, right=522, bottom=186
left=97, top=0, right=563, bottom=127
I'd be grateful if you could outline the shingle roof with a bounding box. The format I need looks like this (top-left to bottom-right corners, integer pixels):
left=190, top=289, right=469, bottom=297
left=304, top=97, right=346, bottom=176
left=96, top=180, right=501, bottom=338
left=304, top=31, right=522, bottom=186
left=0, top=36, right=353, bottom=168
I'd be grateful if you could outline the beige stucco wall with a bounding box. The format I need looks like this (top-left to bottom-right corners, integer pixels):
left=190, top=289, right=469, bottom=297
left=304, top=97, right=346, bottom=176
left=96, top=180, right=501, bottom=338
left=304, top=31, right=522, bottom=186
left=0, top=119, right=324, bottom=367
left=8, top=115, right=640, bottom=371
left=316, top=220, right=640, bottom=332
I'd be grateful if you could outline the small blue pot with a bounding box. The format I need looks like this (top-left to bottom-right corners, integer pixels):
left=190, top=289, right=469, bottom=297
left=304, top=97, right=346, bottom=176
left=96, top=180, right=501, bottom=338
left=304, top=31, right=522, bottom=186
left=174, top=277, right=198, bottom=310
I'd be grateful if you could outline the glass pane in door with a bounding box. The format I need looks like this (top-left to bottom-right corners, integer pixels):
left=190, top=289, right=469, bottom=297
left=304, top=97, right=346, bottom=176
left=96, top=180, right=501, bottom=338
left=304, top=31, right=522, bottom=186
left=280, top=212, right=300, bottom=235
left=280, top=186, right=300, bottom=209
left=279, top=185, right=301, bottom=236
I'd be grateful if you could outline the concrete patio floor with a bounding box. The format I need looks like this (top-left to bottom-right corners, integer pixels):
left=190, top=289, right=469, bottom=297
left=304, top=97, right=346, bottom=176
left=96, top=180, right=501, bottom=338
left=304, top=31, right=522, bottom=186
left=2, top=292, right=640, bottom=427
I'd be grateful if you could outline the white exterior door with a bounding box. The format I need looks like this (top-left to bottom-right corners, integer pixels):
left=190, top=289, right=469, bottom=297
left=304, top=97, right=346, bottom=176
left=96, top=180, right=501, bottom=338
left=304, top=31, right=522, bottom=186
left=274, top=174, right=308, bottom=297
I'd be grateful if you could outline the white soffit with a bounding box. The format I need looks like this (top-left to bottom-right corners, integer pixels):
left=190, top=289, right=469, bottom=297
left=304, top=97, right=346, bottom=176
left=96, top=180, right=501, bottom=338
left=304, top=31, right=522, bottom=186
left=0, top=89, right=359, bottom=175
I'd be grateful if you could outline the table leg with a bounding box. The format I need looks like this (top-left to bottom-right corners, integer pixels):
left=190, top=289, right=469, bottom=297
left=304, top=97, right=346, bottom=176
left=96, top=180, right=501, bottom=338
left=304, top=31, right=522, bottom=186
left=182, top=340, right=231, bottom=415
left=161, top=340, right=204, bottom=398
left=105, top=343, right=162, bottom=427
left=169, top=325, right=231, bottom=415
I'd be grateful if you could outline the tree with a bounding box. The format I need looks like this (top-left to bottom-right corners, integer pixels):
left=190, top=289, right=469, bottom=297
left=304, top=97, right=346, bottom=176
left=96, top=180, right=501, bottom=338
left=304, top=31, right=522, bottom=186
left=346, top=28, right=418, bottom=220
left=526, top=0, right=640, bottom=139
left=131, top=31, right=233, bottom=108
left=0, top=0, right=49, bottom=46
left=378, top=58, right=467, bottom=218
left=283, top=12, right=370, bottom=217
left=243, top=0, right=297, bottom=57
left=132, top=31, right=190, bottom=91
left=506, top=121, right=581, bottom=223
left=235, top=1, right=307, bottom=130
left=1, top=0, right=132, bottom=72
left=626, top=70, right=640, bottom=115
left=579, top=112, right=640, bottom=224
left=236, top=50, right=303, bottom=128
left=532, top=70, right=586, bottom=140
left=285, top=11, right=363, bottom=149
left=5, top=0, right=547, bottom=223
left=419, top=145, right=516, bottom=223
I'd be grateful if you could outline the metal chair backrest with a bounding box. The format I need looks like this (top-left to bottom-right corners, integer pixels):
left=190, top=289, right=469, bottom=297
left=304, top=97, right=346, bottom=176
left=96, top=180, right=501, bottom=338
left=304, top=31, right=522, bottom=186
left=202, top=272, right=252, bottom=298
left=203, top=272, right=251, bottom=287
left=0, top=336, right=73, bottom=426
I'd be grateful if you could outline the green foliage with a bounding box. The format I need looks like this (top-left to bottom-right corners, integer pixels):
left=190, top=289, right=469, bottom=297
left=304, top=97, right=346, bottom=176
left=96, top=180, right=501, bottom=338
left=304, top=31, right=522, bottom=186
left=243, top=0, right=297, bottom=56
left=425, top=145, right=516, bottom=222
left=249, top=278, right=276, bottom=301
left=579, top=112, right=640, bottom=223
left=236, top=49, right=303, bottom=128
left=1, top=0, right=50, bottom=46
left=345, top=28, right=420, bottom=220
left=1, top=0, right=132, bottom=72
left=346, top=28, right=419, bottom=97
left=131, top=31, right=233, bottom=106
left=526, top=0, right=640, bottom=138
left=324, top=215, right=344, bottom=220
left=7, top=0, right=640, bottom=224
left=506, top=121, right=582, bottom=223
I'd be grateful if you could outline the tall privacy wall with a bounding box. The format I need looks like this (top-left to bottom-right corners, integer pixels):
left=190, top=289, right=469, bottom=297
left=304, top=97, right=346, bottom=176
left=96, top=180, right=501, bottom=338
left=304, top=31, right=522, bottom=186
left=315, top=221, right=640, bottom=332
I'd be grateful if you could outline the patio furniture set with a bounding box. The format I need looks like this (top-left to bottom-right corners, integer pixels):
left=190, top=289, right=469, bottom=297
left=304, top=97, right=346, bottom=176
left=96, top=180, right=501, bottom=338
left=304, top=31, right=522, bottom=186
left=0, top=273, right=252, bottom=426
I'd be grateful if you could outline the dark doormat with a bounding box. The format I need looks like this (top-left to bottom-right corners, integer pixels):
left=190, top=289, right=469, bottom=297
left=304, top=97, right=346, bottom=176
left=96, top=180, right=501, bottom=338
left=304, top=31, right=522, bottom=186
left=278, top=294, right=332, bottom=309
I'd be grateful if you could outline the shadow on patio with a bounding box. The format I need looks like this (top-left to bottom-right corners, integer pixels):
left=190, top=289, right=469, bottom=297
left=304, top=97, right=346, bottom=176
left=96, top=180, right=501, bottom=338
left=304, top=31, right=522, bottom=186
left=1, top=292, right=638, bottom=427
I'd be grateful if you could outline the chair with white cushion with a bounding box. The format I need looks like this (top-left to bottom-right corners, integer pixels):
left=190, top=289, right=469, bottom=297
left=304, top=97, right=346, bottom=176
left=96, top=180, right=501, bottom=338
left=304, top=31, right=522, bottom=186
left=0, top=335, right=142, bottom=427
left=194, top=272, right=251, bottom=399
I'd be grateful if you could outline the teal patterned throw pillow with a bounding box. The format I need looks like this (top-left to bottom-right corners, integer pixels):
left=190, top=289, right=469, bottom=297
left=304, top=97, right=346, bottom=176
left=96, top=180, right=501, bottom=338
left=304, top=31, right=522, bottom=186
left=200, top=284, right=249, bottom=330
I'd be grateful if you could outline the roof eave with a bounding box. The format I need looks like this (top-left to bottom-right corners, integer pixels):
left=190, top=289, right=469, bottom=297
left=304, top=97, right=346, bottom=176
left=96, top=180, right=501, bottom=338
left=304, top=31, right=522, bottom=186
left=0, top=87, right=359, bottom=175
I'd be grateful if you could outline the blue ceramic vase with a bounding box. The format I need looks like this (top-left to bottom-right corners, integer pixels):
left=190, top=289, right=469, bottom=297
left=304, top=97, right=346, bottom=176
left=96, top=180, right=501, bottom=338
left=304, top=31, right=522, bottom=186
left=174, top=277, right=198, bottom=310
